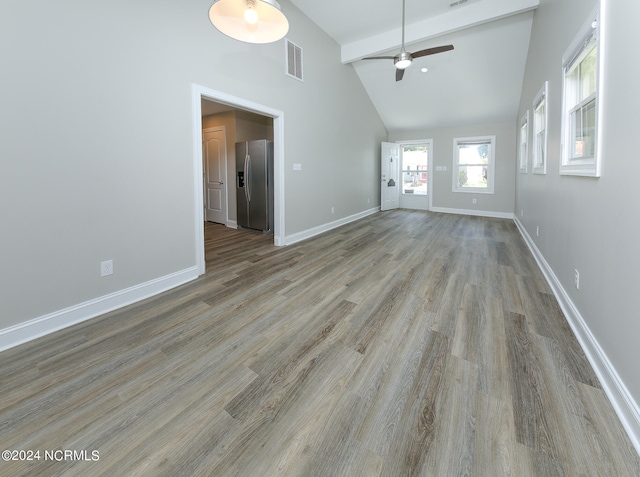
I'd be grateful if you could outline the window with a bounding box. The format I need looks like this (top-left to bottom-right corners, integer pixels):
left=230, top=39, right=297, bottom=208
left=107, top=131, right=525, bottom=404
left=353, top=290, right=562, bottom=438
left=453, top=136, right=495, bottom=194
left=519, top=111, right=529, bottom=173
left=401, top=145, right=428, bottom=195
left=561, top=4, right=601, bottom=176
left=532, top=82, right=548, bottom=175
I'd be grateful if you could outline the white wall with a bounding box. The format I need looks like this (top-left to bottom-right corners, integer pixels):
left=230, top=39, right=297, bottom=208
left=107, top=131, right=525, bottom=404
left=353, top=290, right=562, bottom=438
left=0, top=1, right=387, bottom=333
left=515, top=0, right=640, bottom=445
left=391, top=121, right=516, bottom=217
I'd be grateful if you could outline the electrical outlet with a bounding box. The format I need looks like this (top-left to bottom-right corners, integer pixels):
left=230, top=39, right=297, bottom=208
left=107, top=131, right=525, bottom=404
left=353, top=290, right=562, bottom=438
left=536, top=226, right=539, bottom=237
left=521, top=209, right=524, bottom=217
left=331, top=207, right=335, bottom=214
left=574, top=269, right=580, bottom=289
left=101, top=260, right=114, bottom=277
left=472, top=198, right=477, bottom=204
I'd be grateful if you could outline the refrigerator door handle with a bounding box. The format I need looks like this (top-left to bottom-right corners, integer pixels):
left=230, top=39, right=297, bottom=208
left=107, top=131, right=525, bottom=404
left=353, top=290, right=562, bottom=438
left=246, top=154, right=252, bottom=202
left=244, top=155, right=249, bottom=202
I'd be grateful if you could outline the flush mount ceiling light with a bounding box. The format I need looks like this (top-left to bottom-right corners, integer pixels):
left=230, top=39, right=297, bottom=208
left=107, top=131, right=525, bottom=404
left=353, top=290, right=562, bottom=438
left=209, top=0, right=289, bottom=44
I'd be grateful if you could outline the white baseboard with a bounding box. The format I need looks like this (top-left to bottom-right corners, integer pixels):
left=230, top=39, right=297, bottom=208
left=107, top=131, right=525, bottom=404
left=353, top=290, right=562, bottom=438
left=1, top=206, right=380, bottom=351
left=226, top=220, right=237, bottom=229
left=431, top=206, right=514, bottom=219
left=514, top=216, right=640, bottom=455
left=283, top=207, right=380, bottom=246
left=0, top=266, right=200, bottom=353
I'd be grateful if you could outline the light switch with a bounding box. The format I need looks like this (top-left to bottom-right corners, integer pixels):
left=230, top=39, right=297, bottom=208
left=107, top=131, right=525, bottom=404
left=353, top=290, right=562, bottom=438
left=293, top=163, right=302, bottom=171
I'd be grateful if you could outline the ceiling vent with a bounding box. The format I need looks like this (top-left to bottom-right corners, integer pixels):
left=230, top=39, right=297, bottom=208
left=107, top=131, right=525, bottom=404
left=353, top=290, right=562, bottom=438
left=449, top=0, right=469, bottom=7
left=286, top=39, right=303, bottom=81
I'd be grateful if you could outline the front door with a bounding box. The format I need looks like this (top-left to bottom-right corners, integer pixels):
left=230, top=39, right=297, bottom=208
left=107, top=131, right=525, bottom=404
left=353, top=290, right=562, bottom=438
left=381, top=142, right=400, bottom=211
left=203, top=127, right=227, bottom=224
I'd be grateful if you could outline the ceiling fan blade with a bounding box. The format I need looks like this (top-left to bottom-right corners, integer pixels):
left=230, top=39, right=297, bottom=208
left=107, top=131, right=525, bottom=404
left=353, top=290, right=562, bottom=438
left=411, top=45, right=454, bottom=59
left=362, top=56, right=396, bottom=60
left=396, top=68, right=405, bottom=82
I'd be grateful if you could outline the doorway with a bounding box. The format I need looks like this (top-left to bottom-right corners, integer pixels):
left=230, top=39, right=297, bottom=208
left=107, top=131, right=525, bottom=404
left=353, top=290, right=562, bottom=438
left=398, top=139, right=433, bottom=211
left=192, top=84, right=285, bottom=276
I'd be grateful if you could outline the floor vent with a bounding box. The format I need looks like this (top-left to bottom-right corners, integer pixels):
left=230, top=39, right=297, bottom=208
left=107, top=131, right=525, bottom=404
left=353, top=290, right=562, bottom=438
left=286, top=39, right=303, bottom=81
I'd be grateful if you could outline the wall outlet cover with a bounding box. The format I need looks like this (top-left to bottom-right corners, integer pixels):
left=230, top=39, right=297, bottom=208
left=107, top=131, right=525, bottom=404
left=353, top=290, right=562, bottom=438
left=101, top=260, right=114, bottom=277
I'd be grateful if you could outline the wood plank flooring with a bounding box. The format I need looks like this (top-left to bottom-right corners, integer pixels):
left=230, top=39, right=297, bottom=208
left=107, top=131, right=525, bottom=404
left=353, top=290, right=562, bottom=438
left=1, top=210, right=639, bottom=476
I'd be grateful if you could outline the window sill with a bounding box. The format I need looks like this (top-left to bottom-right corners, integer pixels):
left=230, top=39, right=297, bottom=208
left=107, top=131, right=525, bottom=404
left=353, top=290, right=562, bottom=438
left=533, top=166, right=546, bottom=175
left=560, top=165, right=600, bottom=177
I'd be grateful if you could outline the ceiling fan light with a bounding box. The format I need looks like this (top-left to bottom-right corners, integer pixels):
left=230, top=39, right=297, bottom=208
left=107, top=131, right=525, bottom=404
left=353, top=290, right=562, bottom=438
left=209, top=0, right=289, bottom=44
left=394, top=50, right=413, bottom=69
left=395, top=58, right=412, bottom=69
left=393, top=48, right=413, bottom=70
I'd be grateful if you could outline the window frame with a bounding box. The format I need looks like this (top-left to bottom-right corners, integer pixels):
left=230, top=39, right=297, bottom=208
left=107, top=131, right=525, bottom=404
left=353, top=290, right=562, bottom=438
left=519, top=111, right=529, bottom=174
left=532, top=81, right=548, bottom=175
left=560, top=4, right=602, bottom=177
left=452, top=135, right=496, bottom=194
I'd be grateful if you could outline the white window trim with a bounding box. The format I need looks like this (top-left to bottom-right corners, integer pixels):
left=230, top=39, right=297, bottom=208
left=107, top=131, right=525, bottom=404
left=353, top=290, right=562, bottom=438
left=519, top=110, right=529, bottom=173
left=560, top=3, right=603, bottom=177
left=532, top=81, right=548, bottom=175
left=452, top=135, right=496, bottom=194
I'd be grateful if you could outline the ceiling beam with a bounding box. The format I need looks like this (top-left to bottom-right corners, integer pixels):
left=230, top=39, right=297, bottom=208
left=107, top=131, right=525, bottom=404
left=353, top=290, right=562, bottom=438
left=341, top=0, right=539, bottom=64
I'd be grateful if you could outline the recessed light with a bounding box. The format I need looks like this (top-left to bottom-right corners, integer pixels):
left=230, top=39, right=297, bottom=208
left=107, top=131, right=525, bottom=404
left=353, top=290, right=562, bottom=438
left=421, top=67, right=428, bottom=73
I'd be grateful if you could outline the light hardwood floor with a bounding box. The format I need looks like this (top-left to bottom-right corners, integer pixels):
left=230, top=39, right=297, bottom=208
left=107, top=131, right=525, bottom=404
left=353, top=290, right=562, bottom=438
left=1, top=210, right=639, bottom=476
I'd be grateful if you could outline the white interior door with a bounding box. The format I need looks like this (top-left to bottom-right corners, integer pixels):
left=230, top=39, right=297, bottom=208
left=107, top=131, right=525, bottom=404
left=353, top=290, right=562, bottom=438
left=381, top=142, right=400, bottom=211
left=203, top=127, right=227, bottom=224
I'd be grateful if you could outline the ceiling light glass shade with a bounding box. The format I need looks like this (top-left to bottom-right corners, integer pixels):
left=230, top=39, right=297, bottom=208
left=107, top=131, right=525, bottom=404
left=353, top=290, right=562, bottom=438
left=209, top=0, right=289, bottom=44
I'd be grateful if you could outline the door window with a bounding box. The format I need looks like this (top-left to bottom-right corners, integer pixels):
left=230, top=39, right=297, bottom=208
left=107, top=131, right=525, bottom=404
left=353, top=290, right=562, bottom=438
left=401, top=145, right=428, bottom=195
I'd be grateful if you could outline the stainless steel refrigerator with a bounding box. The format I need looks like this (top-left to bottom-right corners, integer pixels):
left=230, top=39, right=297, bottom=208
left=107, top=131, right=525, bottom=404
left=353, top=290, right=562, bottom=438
left=236, top=140, right=274, bottom=234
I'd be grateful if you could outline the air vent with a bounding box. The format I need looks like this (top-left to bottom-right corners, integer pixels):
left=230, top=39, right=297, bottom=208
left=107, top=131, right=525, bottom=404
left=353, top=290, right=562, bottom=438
left=286, top=39, right=303, bottom=81
left=449, top=0, right=469, bottom=7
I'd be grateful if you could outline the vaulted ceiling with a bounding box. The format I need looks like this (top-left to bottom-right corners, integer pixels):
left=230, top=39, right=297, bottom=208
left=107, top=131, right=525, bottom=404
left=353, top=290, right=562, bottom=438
left=289, top=0, right=539, bottom=132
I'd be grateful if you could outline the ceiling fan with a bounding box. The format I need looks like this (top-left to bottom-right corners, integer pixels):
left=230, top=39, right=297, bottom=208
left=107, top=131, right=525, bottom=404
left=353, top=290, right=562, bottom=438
left=362, top=0, right=454, bottom=82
